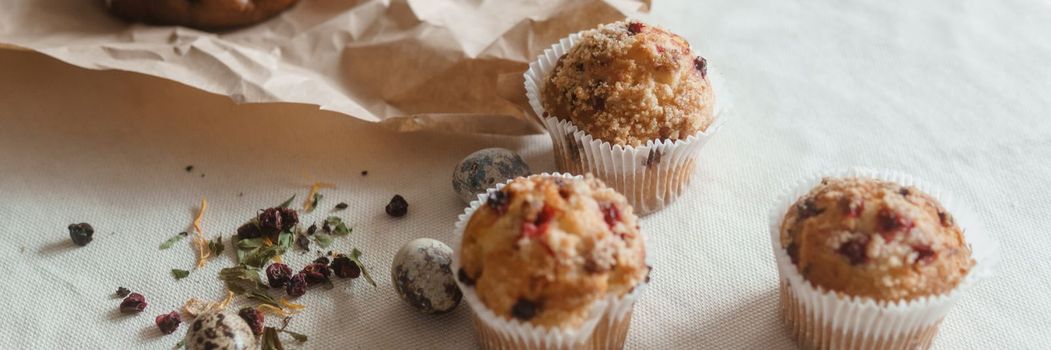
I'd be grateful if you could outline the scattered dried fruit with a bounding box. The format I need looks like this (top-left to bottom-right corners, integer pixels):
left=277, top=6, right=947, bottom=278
left=286, top=273, right=307, bottom=297
left=266, top=263, right=293, bottom=288
left=68, top=223, right=94, bottom=246
left=386, top=195, right=409, bottom=217
left=120, top=293, right=147, bottom=314
left=155, top=311, right=181, bottom=334
left=238, top=307, right=265, bottom=336
left=300, top=263, right=331, bottom=286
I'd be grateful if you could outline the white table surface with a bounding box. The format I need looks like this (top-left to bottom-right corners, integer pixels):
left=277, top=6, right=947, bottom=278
left=1, top=0, right=1049, bottom=349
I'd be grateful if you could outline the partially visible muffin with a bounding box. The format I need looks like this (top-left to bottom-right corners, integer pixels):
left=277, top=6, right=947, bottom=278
left=541, top=20, right=715, bottom=146
left=106, top=0, right=299, bottom=30
left=779, top=177, right=974, bottom=301
left=458, top=175, right=647, bottom=328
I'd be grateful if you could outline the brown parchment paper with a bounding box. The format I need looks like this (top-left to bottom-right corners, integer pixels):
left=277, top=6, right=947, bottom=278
left=0, top=0, right=650, bottom=135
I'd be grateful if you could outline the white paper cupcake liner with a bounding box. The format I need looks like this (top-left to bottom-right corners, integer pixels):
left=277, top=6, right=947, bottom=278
left=769, top=168, right=999, bottom=350
left=451, top=173, right=649, bottom=350
left=524, top=31, right=729, bottom=215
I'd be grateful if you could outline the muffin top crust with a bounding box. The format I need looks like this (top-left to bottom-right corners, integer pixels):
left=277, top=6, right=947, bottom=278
left=458, top=175, right=648, bottom=328
left=779, top=177, right=974, bottom=301
left=541, top=20, right=715, bottom=146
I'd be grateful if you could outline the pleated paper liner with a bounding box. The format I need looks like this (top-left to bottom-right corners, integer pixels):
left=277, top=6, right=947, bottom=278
left=451, top=173, right=649, bottom=350
left=769, top=168, right=999, bottom=350
left=524, top=31, right=728, bottom=216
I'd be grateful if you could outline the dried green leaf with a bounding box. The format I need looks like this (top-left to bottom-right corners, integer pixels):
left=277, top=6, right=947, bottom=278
left=325, top=216, right=352, bottom=236
left=349, top=248, right=376, bottom=287
left=171, top=268, right=190, bottom=280
left=236, top=234, right=291, bottom=268
left=313, top=233, right=333, bottom=248
left=208, top=235, right=225, bottom=256
left=159, top=232, right=188, bottom=250
left=218, top=266, right=266, bottom=294
left=278, top=195, right=296, bottom=209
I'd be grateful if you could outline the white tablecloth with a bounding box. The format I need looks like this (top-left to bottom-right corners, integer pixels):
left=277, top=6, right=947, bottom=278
left=1, top=0, right=1049, bottom=348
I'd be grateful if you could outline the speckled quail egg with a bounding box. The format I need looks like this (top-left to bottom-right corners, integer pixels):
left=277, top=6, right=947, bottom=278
left=391, top=238, right=462, bottom=314
left=452, top=148, right=531, bottom=203
left=184, top=310, right=257, bottom=350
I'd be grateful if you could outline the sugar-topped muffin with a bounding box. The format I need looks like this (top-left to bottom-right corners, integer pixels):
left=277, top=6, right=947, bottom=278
left=779, top=177, right=974, bottom=301
left=458, top=175, right=648, bottom=328
left=541, top=20, right=715, bottom=146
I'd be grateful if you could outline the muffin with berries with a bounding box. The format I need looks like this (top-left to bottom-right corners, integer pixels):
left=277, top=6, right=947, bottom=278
left=526, top=20, right=723, bottom=215
left=775, top=176, right=981, bottom=350
left=454, top=174, right=648, bottom=349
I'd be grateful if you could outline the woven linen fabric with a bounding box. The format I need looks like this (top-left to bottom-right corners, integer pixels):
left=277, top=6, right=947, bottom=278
left=1, top=0, right=1049, bottom=348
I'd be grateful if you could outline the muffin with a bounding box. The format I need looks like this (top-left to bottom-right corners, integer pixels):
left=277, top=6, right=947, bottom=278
left=105, top=0, right=299, bottom=30
left=772, top=173, right=989, bottom=350
left=541, top=21, right=715, bottom=146
left=524, top=20, right=724, bottom=215
left=454, top=174, right=648, bottom=349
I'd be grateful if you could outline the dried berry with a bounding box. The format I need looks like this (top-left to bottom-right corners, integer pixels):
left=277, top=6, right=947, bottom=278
left=68, top=223, right=94, bottom=246
left=330, top=255, right=361, bottom=279
left=510, top=299, right=539, bottom=320
left=601, top=203, right=621, bottom=229
left=837, top=236, right=870, bottom=265
left=236, top=222, right=263, bottom=239
left=386, top=195, right=409, bottom=217
left=278, top=208, right=298, bottom=231
left=115, top=287, right=131, bottom=298
left=797, top=198, right=824, bottom=219
left=627, top=21, right=644, bottom=34
left=120, top=293, right=147, bottom=314
left=286, top=273, right=308, bottom=297
left=486, top=190, right=511, bottom=214
left=694, top=56, right=707, bottom=78
left=266, top=263, right=293, bottom=288
left=306, top=223, right=317, bottom=235
left=876, top=207, right=913, bottom=239
left=456, top=268, right=475, bottom=286
left=335, top=202, right=348, bottom=210
left=238, top=307, right=265, bottom=336
left=154, top=311, right=181, bottom=334
left=185, top=165, right=193, bottom=172
left=913, top=245, right=936, bottom=264
left=300, top=263, right=331, bottom=285
left=258, top=208, right=283, bottom=235
left=521, top=204, right=556, bottom=238
left=361, top=170, right=369, bottom=176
